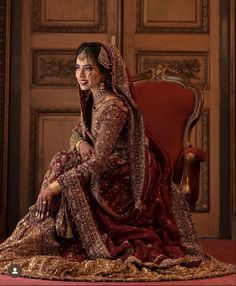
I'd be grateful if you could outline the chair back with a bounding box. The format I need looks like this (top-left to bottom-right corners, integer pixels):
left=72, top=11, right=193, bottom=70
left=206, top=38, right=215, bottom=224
left=133, top=67, right=204, bottom=166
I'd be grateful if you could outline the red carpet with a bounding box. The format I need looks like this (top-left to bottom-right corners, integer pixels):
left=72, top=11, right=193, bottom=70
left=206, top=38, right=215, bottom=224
left=0, top=239, right=235, bottom=285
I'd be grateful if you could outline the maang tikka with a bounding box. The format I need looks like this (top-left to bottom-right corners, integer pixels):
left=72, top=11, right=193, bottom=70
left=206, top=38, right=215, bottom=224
left=98, top=46, right=111, bottom=69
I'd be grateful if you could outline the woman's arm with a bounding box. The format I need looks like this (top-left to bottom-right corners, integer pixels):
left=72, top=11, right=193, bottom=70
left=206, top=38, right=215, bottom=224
left=36, top=100, right=128, bottom=218
left=57, top=100, right=128, bottom=188
left=70, top=122, right=84, bottom=150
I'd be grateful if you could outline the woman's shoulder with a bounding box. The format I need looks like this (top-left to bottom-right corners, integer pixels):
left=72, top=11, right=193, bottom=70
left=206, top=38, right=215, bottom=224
left=101, top=93, right=128, bottom=113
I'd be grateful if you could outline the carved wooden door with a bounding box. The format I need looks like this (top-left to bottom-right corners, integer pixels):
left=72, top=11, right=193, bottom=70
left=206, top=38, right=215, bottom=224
left=123, top=0, right=221, bottom=237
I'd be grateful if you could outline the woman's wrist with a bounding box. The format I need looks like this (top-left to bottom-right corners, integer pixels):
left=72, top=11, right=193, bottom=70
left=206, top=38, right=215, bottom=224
left=75, top=139, right=85, bottom=151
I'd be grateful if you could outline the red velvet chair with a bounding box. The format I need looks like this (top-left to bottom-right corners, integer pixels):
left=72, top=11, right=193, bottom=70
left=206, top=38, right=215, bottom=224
left=133, top=66, right=207, bottom=205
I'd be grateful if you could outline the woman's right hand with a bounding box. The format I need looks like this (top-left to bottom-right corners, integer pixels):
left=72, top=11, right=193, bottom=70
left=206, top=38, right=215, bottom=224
left=78, top=141, right=94, bottom=161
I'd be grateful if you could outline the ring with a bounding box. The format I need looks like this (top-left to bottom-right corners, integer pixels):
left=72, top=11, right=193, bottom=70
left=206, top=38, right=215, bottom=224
left=43, top=201, right=47, bottom=205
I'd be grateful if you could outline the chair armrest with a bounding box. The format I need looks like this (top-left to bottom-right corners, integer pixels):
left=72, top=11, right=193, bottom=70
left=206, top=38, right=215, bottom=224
left=174, top=147, right=207, bottom=204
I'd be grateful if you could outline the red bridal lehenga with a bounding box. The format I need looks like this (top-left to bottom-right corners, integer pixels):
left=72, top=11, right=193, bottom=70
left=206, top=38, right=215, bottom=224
left=0, top=43, right=235, bottom=282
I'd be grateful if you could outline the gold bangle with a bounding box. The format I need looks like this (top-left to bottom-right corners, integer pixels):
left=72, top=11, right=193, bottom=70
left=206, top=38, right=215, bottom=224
left=49, top=181, right=61, bottom=194
left=75, top=139, right=84, bottom=150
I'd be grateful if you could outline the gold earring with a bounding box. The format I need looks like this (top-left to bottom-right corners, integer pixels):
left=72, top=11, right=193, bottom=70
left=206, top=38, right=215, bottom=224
left=100, top=81, right=105, bottom=91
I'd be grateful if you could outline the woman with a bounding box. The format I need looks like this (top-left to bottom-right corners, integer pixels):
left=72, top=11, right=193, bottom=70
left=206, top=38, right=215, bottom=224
left=0, top=42, right=235, bottom=281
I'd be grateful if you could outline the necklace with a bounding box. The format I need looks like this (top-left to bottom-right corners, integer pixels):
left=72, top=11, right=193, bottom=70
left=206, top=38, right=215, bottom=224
left=93, top=90, right=107, bottom=109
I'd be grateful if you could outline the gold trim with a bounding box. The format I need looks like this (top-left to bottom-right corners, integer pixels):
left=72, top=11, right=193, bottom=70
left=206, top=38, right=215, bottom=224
left=180, top=153, right=195, bottom=194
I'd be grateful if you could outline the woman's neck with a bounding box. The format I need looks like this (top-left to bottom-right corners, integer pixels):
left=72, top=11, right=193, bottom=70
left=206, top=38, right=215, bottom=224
left=92, top=89, right=107, bottom=107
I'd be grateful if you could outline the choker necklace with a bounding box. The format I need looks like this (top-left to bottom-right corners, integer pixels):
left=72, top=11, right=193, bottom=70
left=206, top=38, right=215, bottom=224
left=93, top=90, right=107, bottom=109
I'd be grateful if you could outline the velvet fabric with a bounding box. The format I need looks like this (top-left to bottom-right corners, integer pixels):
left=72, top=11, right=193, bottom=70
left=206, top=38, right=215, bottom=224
left=133, top=81, right=195, bottom=165
left=132, top=78, right=207, bottom=203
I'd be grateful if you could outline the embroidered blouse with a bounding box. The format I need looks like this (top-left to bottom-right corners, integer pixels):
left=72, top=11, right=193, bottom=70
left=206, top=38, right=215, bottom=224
left=57, top=98, right=129, bottom=188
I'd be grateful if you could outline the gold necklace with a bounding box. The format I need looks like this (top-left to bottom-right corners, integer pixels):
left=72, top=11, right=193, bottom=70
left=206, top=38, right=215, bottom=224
left=93, top=90, right=107, bottom=109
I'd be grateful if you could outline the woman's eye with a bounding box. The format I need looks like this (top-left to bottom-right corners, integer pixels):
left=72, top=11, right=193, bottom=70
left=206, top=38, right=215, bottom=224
left=85, top=66, right=93, bottom=70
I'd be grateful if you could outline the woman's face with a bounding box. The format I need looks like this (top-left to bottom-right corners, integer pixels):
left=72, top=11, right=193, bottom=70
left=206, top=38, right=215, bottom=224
left=75, top=50, right=102, bottom=93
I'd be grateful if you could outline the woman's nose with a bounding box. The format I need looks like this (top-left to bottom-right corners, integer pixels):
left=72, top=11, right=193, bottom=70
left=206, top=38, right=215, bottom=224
left=76, top=68, right=85, bottom=79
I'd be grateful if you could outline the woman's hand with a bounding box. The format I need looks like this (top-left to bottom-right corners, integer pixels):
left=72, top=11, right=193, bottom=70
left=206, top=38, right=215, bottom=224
left=78, top=141, right=95, bottom=161
left=36, top=186, right=60, bottom=219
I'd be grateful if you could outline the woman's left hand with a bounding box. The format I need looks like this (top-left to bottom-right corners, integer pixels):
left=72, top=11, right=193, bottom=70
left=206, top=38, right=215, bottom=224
left=36, top=187, right=60, bottom=219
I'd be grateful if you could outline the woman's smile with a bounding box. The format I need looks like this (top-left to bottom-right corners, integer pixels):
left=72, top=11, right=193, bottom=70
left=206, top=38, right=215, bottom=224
left=79, top=80, right=89, bottom=86
left=76, top=53, right=102, bottom=93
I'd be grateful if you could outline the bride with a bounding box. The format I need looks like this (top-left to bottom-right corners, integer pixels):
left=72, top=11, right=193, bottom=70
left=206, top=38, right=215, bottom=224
left=0, top=42, right=235, bottom=281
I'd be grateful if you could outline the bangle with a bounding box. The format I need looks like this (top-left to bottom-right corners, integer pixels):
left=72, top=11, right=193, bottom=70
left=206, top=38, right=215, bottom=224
left=49, top=181, right=61, bottom=194
left=75, top=139, right=84, bottom=150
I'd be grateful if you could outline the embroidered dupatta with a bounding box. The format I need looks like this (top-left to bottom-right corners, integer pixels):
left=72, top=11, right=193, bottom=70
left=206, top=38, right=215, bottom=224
left=0, top=42, right=235, bottom=282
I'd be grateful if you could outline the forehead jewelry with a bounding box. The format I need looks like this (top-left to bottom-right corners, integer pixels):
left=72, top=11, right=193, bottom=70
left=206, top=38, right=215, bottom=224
left=98, top=46, right=111, bottom=69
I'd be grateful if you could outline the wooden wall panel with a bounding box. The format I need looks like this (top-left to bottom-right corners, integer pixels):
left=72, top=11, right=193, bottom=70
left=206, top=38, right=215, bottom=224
left=44, top=0, right=97, bottom=22
left=32, top=49, right=77, bottom=87
left=32, top=0, right=106, bottom=32
left=36, top=113, right=79, bottom=195
left=136, top=0, right=209, bottom=33
left=29, top=109, right=79, bottom=202
left=136, top=51, right=209, bottom=88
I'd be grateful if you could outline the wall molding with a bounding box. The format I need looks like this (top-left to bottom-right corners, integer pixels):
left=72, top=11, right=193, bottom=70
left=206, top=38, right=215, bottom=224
left=136, top=50, right=209, bottom=89
left=32, top=49, right=77, bottom=87
left=32, top=0, right=107, bottom=33
left=136, top=0, right=209, bottom=33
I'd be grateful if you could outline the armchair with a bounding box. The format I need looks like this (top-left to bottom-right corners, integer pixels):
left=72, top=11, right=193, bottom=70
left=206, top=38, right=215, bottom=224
left=133, top=66, right=207, bottom=206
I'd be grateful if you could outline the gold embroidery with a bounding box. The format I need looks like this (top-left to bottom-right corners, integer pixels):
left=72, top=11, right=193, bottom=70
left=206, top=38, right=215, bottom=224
left=62, top=169, right=111, bottom=259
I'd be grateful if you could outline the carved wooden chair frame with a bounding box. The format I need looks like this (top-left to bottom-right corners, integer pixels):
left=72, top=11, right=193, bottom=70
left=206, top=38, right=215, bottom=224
left=133, top=65, right=206, bottom=203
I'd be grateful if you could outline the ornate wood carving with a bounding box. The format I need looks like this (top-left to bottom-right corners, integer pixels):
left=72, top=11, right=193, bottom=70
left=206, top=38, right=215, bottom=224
left=194, top=108, right=210, bottom=212
left=136, top=0, right=209, bottom=33
left=136, top=51, right=209, bottom=89
left=30, top=108, right=80, bottom=202
left=32, top=0, right=107, bottom=33
left=32, top=49, right=77, bottom=87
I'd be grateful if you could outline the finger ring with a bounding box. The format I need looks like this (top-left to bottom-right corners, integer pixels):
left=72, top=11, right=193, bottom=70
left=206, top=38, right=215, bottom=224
left=43, top=201, right=47, bottom=204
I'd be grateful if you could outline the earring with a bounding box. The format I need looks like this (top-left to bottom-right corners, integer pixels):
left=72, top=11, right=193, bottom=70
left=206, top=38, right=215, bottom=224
left=100, top=81, right=105, bottom=91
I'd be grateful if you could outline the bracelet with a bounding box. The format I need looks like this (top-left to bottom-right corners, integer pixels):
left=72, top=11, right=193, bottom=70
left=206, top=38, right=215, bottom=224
left=49, top=181, right=61, bottom=194
left=75, top=139, right=85, bottom=150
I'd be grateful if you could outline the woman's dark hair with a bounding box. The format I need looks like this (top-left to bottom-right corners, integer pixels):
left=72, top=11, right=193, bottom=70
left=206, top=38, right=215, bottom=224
left=76, top=42, right=112, bottom=90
